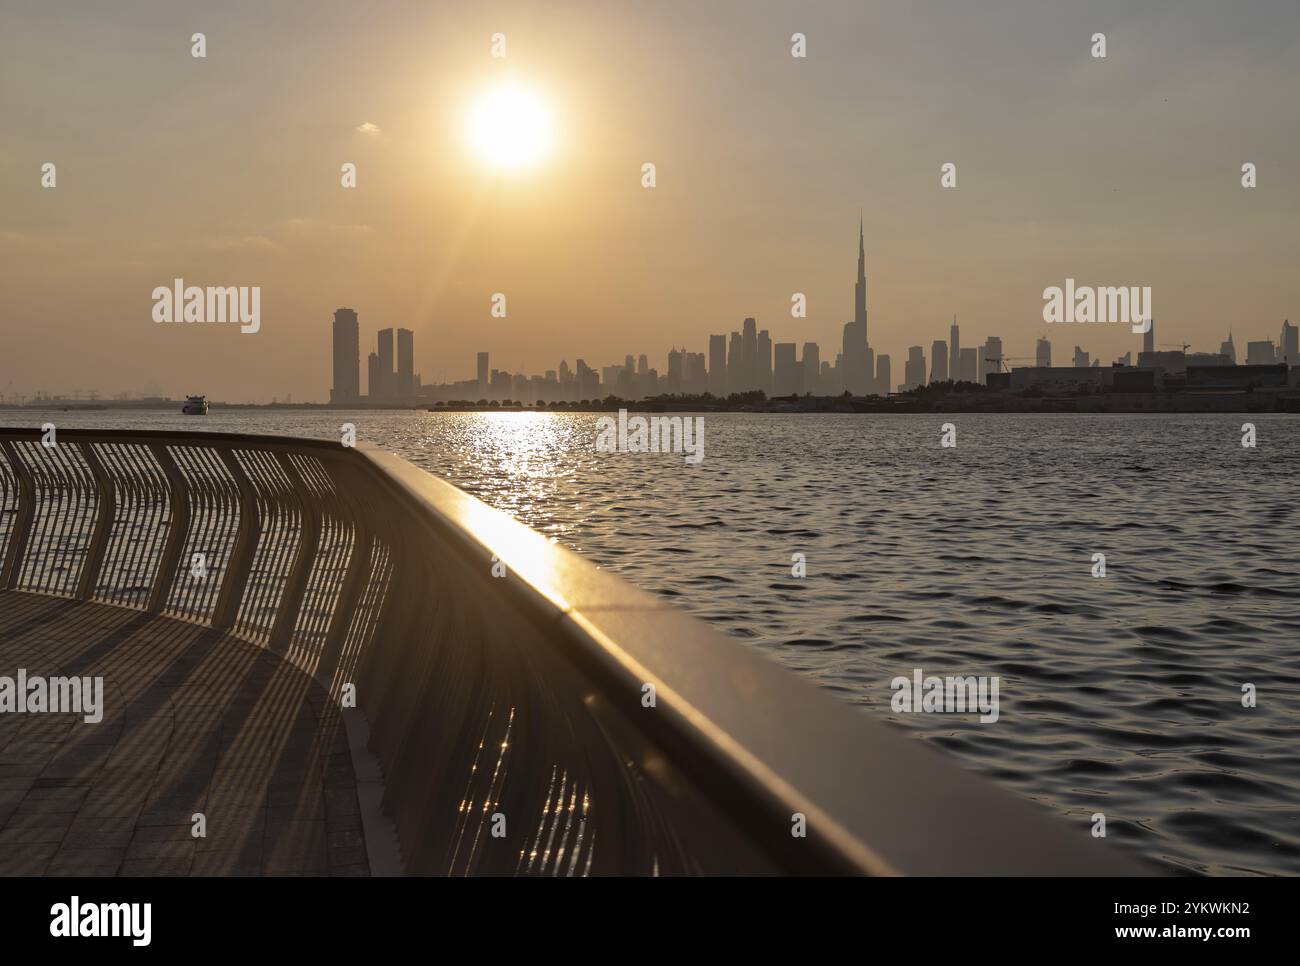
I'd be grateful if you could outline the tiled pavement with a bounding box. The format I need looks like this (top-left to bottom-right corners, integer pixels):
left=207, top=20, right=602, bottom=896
left=0, top=591, right=370, bottom=876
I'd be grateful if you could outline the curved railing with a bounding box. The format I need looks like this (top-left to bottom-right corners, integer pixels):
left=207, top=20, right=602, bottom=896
left=0, top=427, right=1147, bottom=875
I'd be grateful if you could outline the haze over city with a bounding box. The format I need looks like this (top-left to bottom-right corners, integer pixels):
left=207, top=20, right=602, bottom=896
left=3, top=0, right=1298, bottom=402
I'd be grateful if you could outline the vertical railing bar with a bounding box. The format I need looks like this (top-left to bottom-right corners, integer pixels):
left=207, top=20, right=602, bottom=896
left=57, top=441, right=92, bottom=596
left=237, top=449, right=280, bottom=637
left=52, top=442, right=83, bottom=595
left=119, top=444, right=154, bottom=605
left=147, top=443, right=189, bottom=614
left=128, top=444, right=164, bottom=607
left=0, top=440, right=35, bottom=590
left=317, top=529, right=369, bottom=685
left=212, top=446, right=258, bottom=631
left=75, top=442, right=114, bottom=600
left=267, top=450, right=319, bottom=655
left=172, top=446, right=203, bottom=617
left=14, top=442, right=44, bottom=590
left=36, top=442, right=66, bottom=593
left=259, top=450, right=297, bottom=636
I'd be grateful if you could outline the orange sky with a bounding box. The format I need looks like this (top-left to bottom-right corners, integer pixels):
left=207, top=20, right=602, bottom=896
left=2, top=0, right=1297, bottom=401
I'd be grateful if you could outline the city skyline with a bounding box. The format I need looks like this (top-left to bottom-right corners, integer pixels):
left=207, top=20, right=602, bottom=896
left=3, top=0, right=1298, bottom=403
left=326, top=219, right=1296, bottom=405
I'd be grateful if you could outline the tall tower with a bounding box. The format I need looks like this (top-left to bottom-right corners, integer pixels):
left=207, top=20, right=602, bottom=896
left=397, top=328, right=414, bottom=401
left=376, top=328, right=395, bottom=401
left=854, top=216, right=868, bottom=337
left=331, top=308, right=360, bottom=404
left=1220, top=332, right=1236, bottom=364
left=949, top=316, right=960, bottom=381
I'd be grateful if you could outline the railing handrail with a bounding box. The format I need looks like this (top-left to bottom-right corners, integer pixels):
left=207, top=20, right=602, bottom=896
left=0, top=427, right=1151, bottom=875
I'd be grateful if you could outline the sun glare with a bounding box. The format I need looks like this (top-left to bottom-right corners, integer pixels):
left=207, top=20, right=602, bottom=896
left=467, top=83, right=554, bottom=171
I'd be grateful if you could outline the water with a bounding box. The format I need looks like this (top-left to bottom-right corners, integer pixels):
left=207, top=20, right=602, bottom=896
left=14, top=409, right=1300, bottom=875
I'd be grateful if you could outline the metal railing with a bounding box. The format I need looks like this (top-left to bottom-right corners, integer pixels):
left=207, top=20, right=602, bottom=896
left=0, top=427, right=1148, bottom=875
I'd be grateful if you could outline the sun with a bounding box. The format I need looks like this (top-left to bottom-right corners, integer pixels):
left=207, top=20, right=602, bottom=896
left=466, top=82, right=554, bottom=171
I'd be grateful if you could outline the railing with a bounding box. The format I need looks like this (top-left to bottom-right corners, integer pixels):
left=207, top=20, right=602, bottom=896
left=0, top=428, right=1147, bottom=875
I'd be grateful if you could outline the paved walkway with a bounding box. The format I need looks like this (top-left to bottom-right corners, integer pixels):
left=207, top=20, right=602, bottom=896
left=0, top=591, right=369, bottom=876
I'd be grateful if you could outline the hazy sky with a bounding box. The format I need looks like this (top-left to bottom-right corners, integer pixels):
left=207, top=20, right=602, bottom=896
left=2, top=0, right=1297, bottom=402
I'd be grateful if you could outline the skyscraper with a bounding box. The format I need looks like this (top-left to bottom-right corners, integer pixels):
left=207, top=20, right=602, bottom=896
left=708, top=335, right=727, bottom=395
left=331, top=308, right=360, bottom=404
left=949, top=317, right=960, bottom=380
left=397, top=328, right=414, bottom=401
left=376, top=328, right=395, bottom=401
left=983, top=337, right=1003, bottom=382
left=1036, top=337, right=1052, bottom=368
left=477, top=352, right=490, bottom=397
left=876, top=354, right=890, bottom=395
left=1143, top=317, right=1155, bottom=357
left=773, top=343, right=799, bottom=396
left=854, top=216, right=868, bottom=339
left=366, top=352, right=381, bottom=401
left=757, top=329, right=773, bottom=393
left=727, top=331, right=742, bottom=394
left=1280, top=320, right=1297, bottom=365
left=929, top=340, right=949, bottom=383
left=840, top=220, right=872, bottom=394
left=904, top=346, right=925, bottom=391
left=741, top=318, right=758, bottom=391
left=802, top=342, right=820, bottom=394
left=959, top=347, right=978, bottom=383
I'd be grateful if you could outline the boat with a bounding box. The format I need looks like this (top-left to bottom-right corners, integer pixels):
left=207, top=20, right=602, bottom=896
left=181, top=395, right=208, bottom=415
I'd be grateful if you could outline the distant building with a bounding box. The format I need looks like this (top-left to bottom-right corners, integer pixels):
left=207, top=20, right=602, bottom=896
left=958, top=347, right=979, bottom=384
left=366, top=352, right=381, bottom=401
left=1280, top=320, right=1298, bottom=365
left=741, top=318, right=758, bottom=391
left=1246, top=340, right=1276, bottom=365
left=876, top=354, right=891, bottom=395
left=709, top=334, right=727, bottom=395
left=477, top=352, right=489, bottom=397
left=773, top=343, right=802, bottom=396
left=331, top=308, right=360, bottom=404
left=1220, top=332, right=1236, bottom=364
left=685, top=352, right=707, bottom=394
left=1073, top=346, right=1090, bottom=369
left=757, top=329, right=773, bottom=394
left=1137, top=350, right=1186, bottom=374
left=904, top=346, right=926, bottom=391
left=666, top=347, right=684, bottom=393
left=1010, top=366, right=1111, bottom=394
left=983, top=337, right=1003, bottom=383
left=727, top=332, right=743, bottom=394
left=802, top=342, right=820, bottom=394
left=397, top=328, right=414, bottom=401
left=1186, top=352, right=1232, bottom=367
left=949, top=318, right=960, bottom=379
left=1036, top=337, right=1051, bottom=368
left=929, top=340, right=949, bottom=383
left=375, top=328, right=395, bottom=401
left=1187, top=363, right=1288, bottom=390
